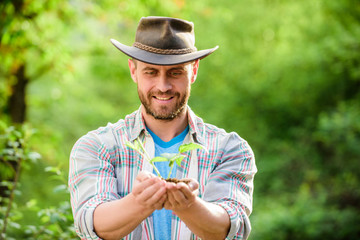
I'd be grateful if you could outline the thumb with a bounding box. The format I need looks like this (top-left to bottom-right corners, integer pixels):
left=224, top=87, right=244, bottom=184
left=187, top=179, right=199, bottom=191
left=137, top=171, right=155, bottom=182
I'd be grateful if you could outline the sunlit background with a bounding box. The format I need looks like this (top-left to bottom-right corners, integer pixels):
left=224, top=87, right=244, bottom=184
left=1, top=0, right=359, bottom=239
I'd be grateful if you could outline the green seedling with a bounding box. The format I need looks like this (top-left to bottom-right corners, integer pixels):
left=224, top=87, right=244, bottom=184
left=125, top=138, right=203, bottom=179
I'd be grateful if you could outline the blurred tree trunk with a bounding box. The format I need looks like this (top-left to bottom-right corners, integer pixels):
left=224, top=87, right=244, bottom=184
left=0, top=1, right=28, bottom=203
left=0, top=64, right=28, bottom=202
left=9, top=64, right=28, bottom=124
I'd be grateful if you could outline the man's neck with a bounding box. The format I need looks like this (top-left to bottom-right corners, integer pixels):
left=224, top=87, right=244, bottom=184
left=141, top=106, right=189, bottom=142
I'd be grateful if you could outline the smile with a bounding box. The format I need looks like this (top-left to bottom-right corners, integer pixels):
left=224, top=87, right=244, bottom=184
left=154, top=96, right=173, bottom=101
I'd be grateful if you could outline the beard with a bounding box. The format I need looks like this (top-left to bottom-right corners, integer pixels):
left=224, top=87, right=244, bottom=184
left=138, top=88, right=189, bottom=121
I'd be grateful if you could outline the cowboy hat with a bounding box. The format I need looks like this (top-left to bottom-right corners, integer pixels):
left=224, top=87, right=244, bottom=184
left=110, top=16, right=218, bottom=65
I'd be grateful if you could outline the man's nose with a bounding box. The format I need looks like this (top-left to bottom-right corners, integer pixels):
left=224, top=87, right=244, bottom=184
left=156, top=74, right=172, bottom=92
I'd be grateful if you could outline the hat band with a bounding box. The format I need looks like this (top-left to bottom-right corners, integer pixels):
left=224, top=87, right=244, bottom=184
left=133, top=42, right=196, bottom=55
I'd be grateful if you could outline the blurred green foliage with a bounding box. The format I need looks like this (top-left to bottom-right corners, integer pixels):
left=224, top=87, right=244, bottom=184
left=1, top=0, right=359, bottom=239
left=0, top=122, right=76, bottom=239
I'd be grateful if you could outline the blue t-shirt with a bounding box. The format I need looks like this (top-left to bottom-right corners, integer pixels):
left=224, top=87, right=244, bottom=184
left=147, top=126, right=189, bottom=240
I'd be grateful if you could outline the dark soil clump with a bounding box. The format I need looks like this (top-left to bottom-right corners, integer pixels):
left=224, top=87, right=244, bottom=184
left=164, top=178, right=190, bottom=184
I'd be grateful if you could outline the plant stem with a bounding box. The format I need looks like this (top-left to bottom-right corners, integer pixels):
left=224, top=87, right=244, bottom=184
left=135, top=138, right=162, bottom=177
left=0, top=157, right=22, bottom=240
left=167, top=165, right=174, bottom=179
left=151, top=162, right=162, bottom=177
left=137, top=137, right=151, bottom=161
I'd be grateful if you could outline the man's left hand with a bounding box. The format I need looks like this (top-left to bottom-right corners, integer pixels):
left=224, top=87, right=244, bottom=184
left=163, top=178, right=199, bottom=211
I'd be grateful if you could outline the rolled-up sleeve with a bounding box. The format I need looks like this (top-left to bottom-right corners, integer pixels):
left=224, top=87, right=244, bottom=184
left=203, top=133, right=257, bottom=240
left=68, top=132, right=120, bottom=239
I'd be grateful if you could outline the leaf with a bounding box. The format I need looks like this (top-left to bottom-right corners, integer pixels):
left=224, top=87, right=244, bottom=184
left=134, top=139, right=142, bottom=150
left=53, top=184, right=68, bottom=193
left=9, top=221, right=21, bottom=229
left=172, top=155, right=185, bottom=167
left=178, top=143, right=203, bottom=153
left=150, top=156, right=168, bottom=163
left=26, top=199, right=38, bottom=209
left=45, top=166, right=61, bottom=175
left=125, top=141, right=137, bottom=150
left=126, top=140, right=144, bottom=153
left=160, top=153, right=177, bottom=160
left=175, top=155, right=185, bottom=166
left=27, top=151, right=41, bottom=162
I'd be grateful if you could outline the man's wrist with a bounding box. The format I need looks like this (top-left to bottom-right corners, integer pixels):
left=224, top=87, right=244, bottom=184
left=128, top=193, right=157, bottom=216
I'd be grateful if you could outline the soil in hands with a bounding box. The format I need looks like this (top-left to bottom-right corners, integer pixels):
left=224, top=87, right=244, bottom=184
left=164, top=178, right=190, bottom=184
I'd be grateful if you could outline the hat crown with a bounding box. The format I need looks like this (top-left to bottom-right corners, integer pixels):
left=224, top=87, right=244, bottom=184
left=135, top=17, right=195, bottom=50
left=110, top=16, right=218, bottom=65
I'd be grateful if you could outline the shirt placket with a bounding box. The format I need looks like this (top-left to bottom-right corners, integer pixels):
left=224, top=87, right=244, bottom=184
left=140, top=132, right=156, bottom=240
left=173, top=132, right=199, bottom=240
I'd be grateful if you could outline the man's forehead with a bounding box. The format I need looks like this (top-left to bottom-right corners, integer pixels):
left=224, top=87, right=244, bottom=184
left=135, top=59, right=192, bottom=70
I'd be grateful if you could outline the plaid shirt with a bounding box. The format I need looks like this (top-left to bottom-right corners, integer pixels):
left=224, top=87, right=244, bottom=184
left=69, top=106, right=257, bottom=240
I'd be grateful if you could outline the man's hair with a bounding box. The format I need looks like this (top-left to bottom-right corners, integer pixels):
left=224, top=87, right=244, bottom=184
left=131, top=58, right=138, bottom=68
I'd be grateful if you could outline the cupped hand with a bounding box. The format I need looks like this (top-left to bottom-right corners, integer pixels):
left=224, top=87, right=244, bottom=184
left=132, top=171, right=167, bottom=210
left=163, top=178, right=199, bottom=211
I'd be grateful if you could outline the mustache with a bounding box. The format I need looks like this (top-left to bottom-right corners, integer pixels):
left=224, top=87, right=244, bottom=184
left=148, top=90, right=180, bottom=97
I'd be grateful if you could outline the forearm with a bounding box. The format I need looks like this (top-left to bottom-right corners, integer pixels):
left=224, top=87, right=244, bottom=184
left=174, top=197, right=230, bottom=240
left=93, top=173, right=167, bottom=239
left=93, top=193, right=153, bottom=239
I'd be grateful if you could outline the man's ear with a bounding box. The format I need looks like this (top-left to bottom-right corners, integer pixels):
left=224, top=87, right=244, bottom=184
left=191, top=59, right=200, bottom=84
left=128, top=59, right=137, bottom=83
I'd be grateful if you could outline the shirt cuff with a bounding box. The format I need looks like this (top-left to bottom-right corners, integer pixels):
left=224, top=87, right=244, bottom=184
left=214, top=201, right=250, bottom=240
left=75, top=195, right=120, bottom=239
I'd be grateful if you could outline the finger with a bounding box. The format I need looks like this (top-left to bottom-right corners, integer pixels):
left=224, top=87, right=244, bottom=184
left=142, top=180, right=165, bottom=200
left=133, top=177, right=153, bottom=195
left=165, top=181, right=177, bottom=190
left=136, top=171, right=156, bottom=182
left=170, top=187, right=188, bottom=204
left=187, top=179, right=199, bottom=192
left=133, top=177, right=163, bottom=198
left=165, top=190, right=178, bottom=209
left=180, top=178, right=199, bottom=192
left=154, top=194, right=167, bottom=210
left=144, top=183, right=167, bottom=207
left=175, top=182, right=195, bottom=200
left=163, top=199, right=172, bottom=210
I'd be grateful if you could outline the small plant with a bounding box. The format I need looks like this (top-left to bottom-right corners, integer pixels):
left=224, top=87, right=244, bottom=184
left=126, top=138, right=203, bottom=179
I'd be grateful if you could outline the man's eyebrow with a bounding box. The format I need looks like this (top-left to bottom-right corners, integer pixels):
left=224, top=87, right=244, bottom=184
left=169, top=66, right=186, bottom=71
left=142, top=67, right=158, bottom=71
left=141, top=66, right=187, bottom=71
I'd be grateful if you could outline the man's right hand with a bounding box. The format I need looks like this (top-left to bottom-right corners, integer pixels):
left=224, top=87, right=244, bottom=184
left=132, top=171, right=167, bottom=210
left=94, top=171, right=167, bottom=239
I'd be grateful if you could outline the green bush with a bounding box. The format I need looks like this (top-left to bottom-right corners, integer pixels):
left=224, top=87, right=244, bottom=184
left=0, top=122, right=76, bottom=239
left=251, top=186, right=360, bottom=240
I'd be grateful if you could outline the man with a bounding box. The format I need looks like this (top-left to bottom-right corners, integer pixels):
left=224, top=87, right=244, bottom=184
left=69, top=16, right=257, bottom=240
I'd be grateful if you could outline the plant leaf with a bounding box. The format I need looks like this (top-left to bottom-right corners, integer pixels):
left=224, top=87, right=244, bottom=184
left=160, top=153, right=177, bottom=160
left=125, top=141, right=136, bottom=150
left=178, top=143, right=203, bottom=153
left=125, top=140, right=141, bottom=152
left=28, top=151, right=41, bottom=162
left=172, top=155, right=185, bottom=167
left=150, top=156, right=168, bottom=163
left=134, top=139, right=142, bottom=151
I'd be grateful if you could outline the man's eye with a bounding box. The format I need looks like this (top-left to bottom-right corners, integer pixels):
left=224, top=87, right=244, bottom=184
left=145, top=71, right=156, bottom=75
left=169, top=71, right=182, bottom=76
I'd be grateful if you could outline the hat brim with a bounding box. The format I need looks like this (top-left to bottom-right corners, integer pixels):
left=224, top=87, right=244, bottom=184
left=110, top=39, right=218, bottom=66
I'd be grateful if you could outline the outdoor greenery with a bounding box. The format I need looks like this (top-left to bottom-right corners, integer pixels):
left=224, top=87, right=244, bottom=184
left=1, top=0, right=359, bottom=239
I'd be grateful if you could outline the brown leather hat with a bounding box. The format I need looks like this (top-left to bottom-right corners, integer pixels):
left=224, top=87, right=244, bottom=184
left=110, top=16, right=218, bottom=65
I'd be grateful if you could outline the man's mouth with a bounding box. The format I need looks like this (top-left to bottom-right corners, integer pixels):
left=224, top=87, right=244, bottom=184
left=153, top=96, right=173, bottom=101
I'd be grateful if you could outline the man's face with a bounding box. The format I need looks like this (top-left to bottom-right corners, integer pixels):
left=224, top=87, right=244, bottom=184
left=129, top=59, right=199, bottom=121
